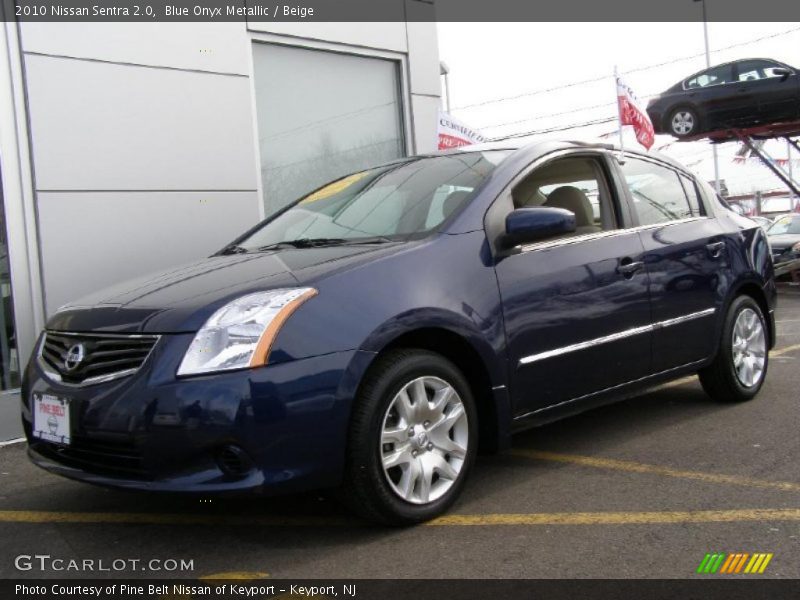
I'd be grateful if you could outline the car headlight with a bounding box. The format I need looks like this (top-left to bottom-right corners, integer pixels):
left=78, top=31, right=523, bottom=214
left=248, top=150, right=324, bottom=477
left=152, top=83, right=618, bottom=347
left=177, top=288, right=317, bottom=376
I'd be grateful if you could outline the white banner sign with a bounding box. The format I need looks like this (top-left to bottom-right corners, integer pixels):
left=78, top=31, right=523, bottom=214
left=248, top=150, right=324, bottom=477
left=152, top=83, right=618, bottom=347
left=438, top=112, right=486, bottom=150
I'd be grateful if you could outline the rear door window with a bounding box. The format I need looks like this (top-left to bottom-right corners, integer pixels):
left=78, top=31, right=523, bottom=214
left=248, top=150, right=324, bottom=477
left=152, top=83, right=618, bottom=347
left=685, top=64, right=734, bottom=89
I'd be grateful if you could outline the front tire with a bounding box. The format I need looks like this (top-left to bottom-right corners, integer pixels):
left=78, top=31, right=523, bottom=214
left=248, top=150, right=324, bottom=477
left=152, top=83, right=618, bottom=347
left=341, top=349, right=478, bottom=525
left=699, top=296, right=768, bottom=402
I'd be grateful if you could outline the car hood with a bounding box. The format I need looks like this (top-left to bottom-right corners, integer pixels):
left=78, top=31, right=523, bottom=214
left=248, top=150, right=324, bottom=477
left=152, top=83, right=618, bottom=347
left=767, top=234, right=800, bottom=251
left=47, top=244, right=400, bottom=334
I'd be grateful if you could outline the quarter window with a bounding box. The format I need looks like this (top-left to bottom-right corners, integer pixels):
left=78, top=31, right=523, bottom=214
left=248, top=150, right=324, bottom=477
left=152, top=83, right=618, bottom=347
left=678, top=174, right=704, bottom=217
left=620, top=158, right=696, bottom=226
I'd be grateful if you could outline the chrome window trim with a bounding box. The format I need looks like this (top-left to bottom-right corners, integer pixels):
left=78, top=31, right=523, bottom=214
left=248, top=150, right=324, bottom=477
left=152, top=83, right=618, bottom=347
left=681, top=78, right=733, bottom=91
left=518, top=229, right=623, bottom=253
left=632, top=216, right=710, bottom=232
left=518, top=308, right=716, bottom=367
left=37, top=331, right=161, bottom=388
left=517, top=216, right=710, bottom=254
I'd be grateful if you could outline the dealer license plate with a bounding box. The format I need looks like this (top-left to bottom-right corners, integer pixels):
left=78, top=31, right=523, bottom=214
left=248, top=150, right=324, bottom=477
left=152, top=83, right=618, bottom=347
left=32, top=393, right=71, bottom=445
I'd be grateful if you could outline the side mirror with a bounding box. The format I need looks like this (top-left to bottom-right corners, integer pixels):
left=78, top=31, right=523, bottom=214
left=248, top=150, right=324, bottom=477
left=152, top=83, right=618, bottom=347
left=772, top=67, right=792, bottom=81
left=500, top=207, right=576, bottom=248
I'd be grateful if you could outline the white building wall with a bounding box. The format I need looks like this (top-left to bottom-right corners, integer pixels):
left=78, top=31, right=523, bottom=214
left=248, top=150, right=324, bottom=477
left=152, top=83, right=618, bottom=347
left=15, top=9, right=441, bottom=318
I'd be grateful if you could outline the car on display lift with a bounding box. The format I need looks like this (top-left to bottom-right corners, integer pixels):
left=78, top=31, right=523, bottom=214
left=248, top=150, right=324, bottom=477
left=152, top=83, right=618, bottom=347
left=647, top=58, right=800, bottom=138
left=22, top=141, right=776, bottom=524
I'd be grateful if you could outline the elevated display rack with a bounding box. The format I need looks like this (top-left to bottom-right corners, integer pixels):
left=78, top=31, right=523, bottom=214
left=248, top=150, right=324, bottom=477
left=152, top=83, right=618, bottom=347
left=679, top=119, right=800, bottom=197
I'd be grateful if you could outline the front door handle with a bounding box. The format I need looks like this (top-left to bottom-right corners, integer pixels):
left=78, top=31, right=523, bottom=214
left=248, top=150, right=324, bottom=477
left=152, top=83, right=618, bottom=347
left=706, top=241, right=725, bottom=259
left=617, top=258, right=645, bottom=278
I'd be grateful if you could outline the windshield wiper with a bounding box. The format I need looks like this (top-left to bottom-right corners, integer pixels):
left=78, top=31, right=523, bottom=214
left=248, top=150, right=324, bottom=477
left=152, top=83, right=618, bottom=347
left=218, top=244, right=249, bottom=255
left=257, top=237, right=393, bottom=252
left=337, top=236, right=395, bottom=245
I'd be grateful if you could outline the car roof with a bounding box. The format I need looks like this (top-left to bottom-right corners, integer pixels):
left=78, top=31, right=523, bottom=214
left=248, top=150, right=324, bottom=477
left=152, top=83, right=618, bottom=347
left=430, top=138, right=691, bottom=174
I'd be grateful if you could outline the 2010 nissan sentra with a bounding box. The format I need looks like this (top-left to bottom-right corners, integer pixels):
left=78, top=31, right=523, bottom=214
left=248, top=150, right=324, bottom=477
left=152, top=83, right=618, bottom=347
left=21, top=140, right=776, bottom=525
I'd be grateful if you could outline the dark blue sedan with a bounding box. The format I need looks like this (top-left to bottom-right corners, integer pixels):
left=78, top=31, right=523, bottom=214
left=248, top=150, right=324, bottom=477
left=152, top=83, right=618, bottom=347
left=22, top=140, right=776, bottom=524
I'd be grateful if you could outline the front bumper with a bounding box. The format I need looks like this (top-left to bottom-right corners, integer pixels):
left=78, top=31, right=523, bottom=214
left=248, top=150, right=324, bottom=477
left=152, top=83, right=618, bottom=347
left=22, top=333, right=372, bottom=495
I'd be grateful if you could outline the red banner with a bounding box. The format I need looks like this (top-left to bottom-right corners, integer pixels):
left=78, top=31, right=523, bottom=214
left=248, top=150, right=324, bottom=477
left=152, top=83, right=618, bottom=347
left=616, top=76, right=655, bottom=150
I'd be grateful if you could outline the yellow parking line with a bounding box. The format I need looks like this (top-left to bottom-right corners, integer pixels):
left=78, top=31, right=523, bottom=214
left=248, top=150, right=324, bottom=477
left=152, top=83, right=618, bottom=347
left=512, top=449, right=800, bottom=492
left=0, top=510, right=350, bottom=527
left=772, top=343, right=800, bottom=357
left=428, top=508, right=800, bottom=526
left=1, top=507, right=800, bottom=527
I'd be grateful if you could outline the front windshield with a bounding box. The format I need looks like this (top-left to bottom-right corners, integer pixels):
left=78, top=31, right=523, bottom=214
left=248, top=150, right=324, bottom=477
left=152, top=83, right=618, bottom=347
left=235, top=151, right=509, bottom=251
left=767, top=216, right=800, bottom=236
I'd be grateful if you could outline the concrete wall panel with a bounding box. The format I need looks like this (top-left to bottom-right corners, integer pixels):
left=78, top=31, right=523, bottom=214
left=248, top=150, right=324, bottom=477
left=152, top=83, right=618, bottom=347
left=37, top=191, right=261, bottom=314
left=24, top=54, right=258, bottom=191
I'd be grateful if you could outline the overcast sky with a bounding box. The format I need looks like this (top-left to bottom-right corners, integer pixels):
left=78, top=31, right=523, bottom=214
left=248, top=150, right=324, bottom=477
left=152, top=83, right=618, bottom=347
left=437, top=22, right=800, bottom=199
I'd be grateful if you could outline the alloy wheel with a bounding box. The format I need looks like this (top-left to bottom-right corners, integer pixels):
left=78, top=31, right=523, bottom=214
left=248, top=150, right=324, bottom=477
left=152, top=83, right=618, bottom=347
left=671, top=111, right=695, bottom=136
left=731, top=307, right=767, bottom=388
left=379, top=376, right=469, bottom=504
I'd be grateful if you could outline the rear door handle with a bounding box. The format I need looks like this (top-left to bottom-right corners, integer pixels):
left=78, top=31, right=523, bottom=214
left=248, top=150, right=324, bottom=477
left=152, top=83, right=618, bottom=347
left=617, top=258, right=645, bottom=278
left=706, top=241, right=725, bottom=258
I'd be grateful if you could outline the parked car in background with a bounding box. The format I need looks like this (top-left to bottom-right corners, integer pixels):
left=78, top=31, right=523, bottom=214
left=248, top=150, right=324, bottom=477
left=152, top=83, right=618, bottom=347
left=750, top=216, right=773, bottom=230
left=647, top=58, right=800, bottom=138
left=22, top=141, right=776, bottom=524
left=767, top=214, right=800, bottom=278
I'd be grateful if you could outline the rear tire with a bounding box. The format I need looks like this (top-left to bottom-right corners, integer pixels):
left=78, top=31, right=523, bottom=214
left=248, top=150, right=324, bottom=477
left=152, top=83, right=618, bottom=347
left=699, top=296, right=768, bottom=403
left=668, top=106, right=700, bottom=138
left=340, top=349, right=478, bottom=525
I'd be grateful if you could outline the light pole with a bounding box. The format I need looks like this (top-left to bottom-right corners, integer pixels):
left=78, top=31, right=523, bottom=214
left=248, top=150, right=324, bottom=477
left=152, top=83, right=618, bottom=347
left=440, top=61, right=451, bottom=113
left=694, top=0, right=723, bottom=196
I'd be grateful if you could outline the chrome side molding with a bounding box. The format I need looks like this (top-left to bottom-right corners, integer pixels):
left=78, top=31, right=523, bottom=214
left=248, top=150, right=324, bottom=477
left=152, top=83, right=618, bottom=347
left=518, top=308, right=716, bottom=367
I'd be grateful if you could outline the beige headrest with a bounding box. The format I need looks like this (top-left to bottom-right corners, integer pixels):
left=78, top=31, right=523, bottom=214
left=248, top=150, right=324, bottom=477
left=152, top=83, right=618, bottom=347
left=543, top=186, right=594, bottom=227
left=442, top=190, right=472, bottom=218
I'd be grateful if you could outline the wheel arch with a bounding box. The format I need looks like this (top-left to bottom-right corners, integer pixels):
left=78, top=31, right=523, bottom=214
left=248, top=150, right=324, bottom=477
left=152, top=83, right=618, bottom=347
left=726, top=280, right=775, bottom=349
left=358, top=325, right=510, bottom=454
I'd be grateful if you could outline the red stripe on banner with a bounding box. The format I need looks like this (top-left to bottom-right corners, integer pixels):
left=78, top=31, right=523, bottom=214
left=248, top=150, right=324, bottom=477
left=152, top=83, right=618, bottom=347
left=438, top=133, right=474, bottom=150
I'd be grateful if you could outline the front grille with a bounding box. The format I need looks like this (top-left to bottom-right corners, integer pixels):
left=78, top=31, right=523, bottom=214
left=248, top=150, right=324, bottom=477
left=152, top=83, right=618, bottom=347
left=39, top=331, right=159, bottom=386
left=32, top=434, right=150, bottom=480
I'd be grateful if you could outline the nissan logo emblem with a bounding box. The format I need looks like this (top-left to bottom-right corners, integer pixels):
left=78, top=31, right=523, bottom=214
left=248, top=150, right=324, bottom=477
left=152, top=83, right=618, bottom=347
left=64, top=344, right=85, bottom=371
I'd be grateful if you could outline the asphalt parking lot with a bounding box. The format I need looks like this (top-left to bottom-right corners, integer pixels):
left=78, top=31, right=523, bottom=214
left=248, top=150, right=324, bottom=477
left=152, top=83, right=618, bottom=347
left=1, top=288, right=799, bottom=580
